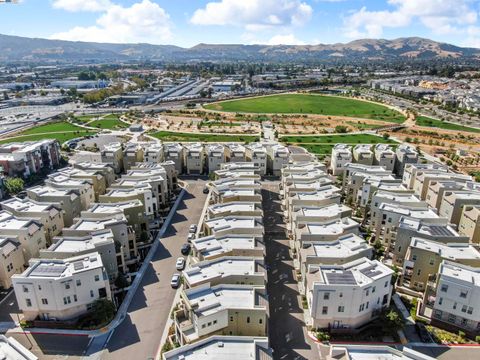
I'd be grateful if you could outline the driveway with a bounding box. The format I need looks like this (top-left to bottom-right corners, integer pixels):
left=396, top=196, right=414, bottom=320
left=262, top=182, right=320, bottom=360
left=98, top=179, right=207, bottom=360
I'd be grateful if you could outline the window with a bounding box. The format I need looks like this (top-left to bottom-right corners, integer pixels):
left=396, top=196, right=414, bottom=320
left=461, top=318, right=468, bottom=326
left=74, top=295, right=78, bottom=302
left=338, top=306, right=345, bottom=313
left=448, top=314, right=456, bottom=323
left=259, top=318, right=263, bottom=324
left=384, top=281, right=388, bottom=288
left=372, top=286, right=376, bottom=294
left=453, top=302, right=457, bottom=310
left=366, top=301, right=369, bottom=309
left=38, top=285, right=42, bottom=291
left=366, top=289, right=369, bottom=296
left=429, top=258, right=435, bottom=265
left=412, top=255, right=417, bottom=261
left=201, top=324, right=206, bottom=329
left=63, top=297, right=71, bottom=305
left=65, top=283, right=70, bottom=290
left=339, top=292, right=343, bottom=298
left=41, top=298, right=48, bottom=305
left=438, top=297, right=443, bottom=305
left=22, top=286, right=28, bottom=293
left=461, top=305, right=467, bottom=313
left=460, top=291, right=467, bottom=298
left=90, top=290, right=94, bottom=298
left=324, top=293, right=330, bottom=300
left=247, top=317, right=250, bottom=324
left=213, top=320, right=217, bottom=325
left=417, top=269, right=421, bottom=276
left=94, top=275, right=100, bottom=282
left=322, top=306, right=328, bottom=315
left=207, top=322, right=212, bottom=326
left=441, top=284, right=448, bottom=293
left=26, top=299, right=32, bottom=307
left=76, top=280, right=82, bottom=286
left=359, top=304, right=365, bottom=312
left=230, top=316, right=233, bottom=322
left=467, top=307, right=473, bottom=315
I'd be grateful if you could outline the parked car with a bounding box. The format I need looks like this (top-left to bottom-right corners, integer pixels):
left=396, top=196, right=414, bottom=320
left=181, top=243, right=191, bottom=255
left=189, top=224, right=197, bottom=233
left=187, top=233, right=195, bottom=242
left=203, top=187, right=209, bottom=194
left=170, top=273, right=181, bottom=288
left=175, top=257, right=185, bottom=270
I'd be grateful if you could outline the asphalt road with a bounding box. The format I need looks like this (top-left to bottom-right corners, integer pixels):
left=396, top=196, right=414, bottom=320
left=98, top=179, right=207, bottom=360
left=262, top=182, right=320, bottom=360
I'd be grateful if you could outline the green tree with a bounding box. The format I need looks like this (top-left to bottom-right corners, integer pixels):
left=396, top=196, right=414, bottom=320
left=91, top=299, right=115, bottom=325
left=335, top=125, right=348, bottom=133
left=114, top=273, right=129, bottom=289
left=382, top=133, right=390, bottom=140
left=4, top=177, right=24, bottom=195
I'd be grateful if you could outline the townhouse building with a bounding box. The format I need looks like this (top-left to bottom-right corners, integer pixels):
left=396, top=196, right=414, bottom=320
left=163, top=143, right=184, bottom=175
left=394, top=144, right=419, bottom=177
left=327, top=345, right=434, bottom=360
left=402, top=163, right=448, bottom=190
left=373, top=144, right=396, bottom=170
left=72, top=162, right=115, bottom=188
left=439, top=190, right=480, bottom=226
left=184, top=143, right=205, bottom=175
left=458, top=205, right=480, bottom=243
left=40, top=229, right=117, bottom=281
left=402, top=238, right=480, bottom=291
left=27, top=186, right=82, bottom=227
left=206, top=144, right=226, bottom=172
left=245, top=143, right=268, bottom=176
left=330, top=144, right=352, bottom=175
left=305, top=258, right=393, bottom=330
left=267, top=144, right=290, bottom=176
left=183, top=257, right=265, bottom=288
left=225, top=144, right=246, bottom=163
left=122, top=143, right=144, bottom=171
left=0, top=237, right=25, bottom=288
left=428, top=260, right=480, bottom=336
left=143, top=142, right=164, bottom=164
left=12, top=252, right=111, bottom=321
left=212, top=188, right=263, bottom=204
left=191, top=234, right=265, bottom=261
left=393, top=217, right=469, bottom=266
left=1, top=197, right=64, bottom=244
left=45, top=173, right=95, bottom=210
left=412, top=171, right=470, bottom=201
left=289, top=204, right=352, bottom=236
left=207, top=202, right=263, bottom=220
left=101, top=142, right=124, bottom=174
left=162, top=336, right=271, bottom=360
left=56, top=167, right=108, bottom=201
left=203, top=216, right=264, bottom=238
left=0, top=335, right=38, bottom=360
left=426, top=180, right=466, bottom=210
left=352, top=144, right=374, bottom=165
left=0, top=211, right=46, bottom=262
left=173, top=284, right=267, bottom=345
left=99, top=187, right=156, bottom=218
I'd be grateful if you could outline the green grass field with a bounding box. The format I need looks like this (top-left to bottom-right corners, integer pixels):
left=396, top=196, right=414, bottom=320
left=281, top=133, right=397, bottom=144
left=205, top=94, right=405, bottom=123
left=150, top=131, right=258, bottom=143
left=295, top=144, right=334, bottom=155
left=416, top=116, right=480, bottom=133
left=346, top=121, right=383, bottom=130
left=0, top=131, right=97, bottom=145
left=21, top=121, right=86, bottom=135
left=89, top=118, right=128, bottom=129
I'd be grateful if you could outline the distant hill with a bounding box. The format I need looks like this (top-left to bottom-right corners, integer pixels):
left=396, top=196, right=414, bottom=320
left=0, top=34, right=478, bottom=63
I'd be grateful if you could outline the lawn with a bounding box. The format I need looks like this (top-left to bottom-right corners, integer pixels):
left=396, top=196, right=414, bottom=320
left=346, top=121, right=383, bottom=130
left=416, top=116, right=480, bottom=133
left=150, top=131, right=258, bottom=143
left=89, top=118, right=128, bottom=129
left=20, top=121, right=86, bottom=135
left=281, top=133, right=397, bottom=145
left=0, top=131, right=97, bottom=145
left=294, top=144, right=334, bottom=155
left=205, top=94, right=405, bottom=123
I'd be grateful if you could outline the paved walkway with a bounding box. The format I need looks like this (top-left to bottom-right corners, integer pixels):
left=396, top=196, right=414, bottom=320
left=262, top=182, right=320, bottom=360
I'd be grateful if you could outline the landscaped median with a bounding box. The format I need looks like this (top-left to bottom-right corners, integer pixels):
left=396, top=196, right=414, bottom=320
left=204, top=93, right=406, bottom=123
left=416, top=115, right=480, bottom=133
left=149, top=130, right=259, bottom=143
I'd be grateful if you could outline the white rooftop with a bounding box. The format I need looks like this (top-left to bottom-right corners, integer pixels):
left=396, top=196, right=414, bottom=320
left=192, top=235, right=260, bottom=258
left=439, top=260, right=480, bottom=286
left=410, top=238, right=480, bottom=261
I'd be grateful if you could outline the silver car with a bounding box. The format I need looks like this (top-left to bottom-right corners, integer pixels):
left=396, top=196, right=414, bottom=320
left=170, top=273, right=181, bottom=288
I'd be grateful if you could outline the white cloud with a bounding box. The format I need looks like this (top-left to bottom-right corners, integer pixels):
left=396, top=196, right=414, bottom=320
left=50, top=0, right=172, bottom=44
left=462, top=26, right=480, bottom=48
left=266, top=34, right=305, bottom=45
left=344, top=0, right=479, bottom=38
left=190, top=0, right=312, bottom=29
left=52, top=0, right=113, bottom=12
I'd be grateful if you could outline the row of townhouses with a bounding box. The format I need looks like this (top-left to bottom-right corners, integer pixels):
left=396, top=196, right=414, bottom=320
left=282, top=157, right=395, bottom=331
left=0, top=142, right=178, bottom=324
left=331, top=144, right=480, bottom=337
left=72, top=141, right=291, bottom=177
left=163, top=161, right=272, bottom=359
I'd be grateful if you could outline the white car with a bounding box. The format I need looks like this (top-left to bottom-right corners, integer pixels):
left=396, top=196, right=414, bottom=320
left=189, top=224, right=197, bottom=234
left=187, top=233, right=195, bottom=242
left=170, top=273, right=181, bottom=288
left=176, top=257, right=185, bottom=270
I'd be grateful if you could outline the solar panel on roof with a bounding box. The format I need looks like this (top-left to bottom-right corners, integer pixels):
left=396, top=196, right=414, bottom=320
left=30, top=264, right=66, bottom=277
left=428, top=226, right=453, bottom=237
left=326, top=271, right=356, bottom=285
left=73, top=261, right=84, bottom=271
left=360, top=265, right=383, bottom=278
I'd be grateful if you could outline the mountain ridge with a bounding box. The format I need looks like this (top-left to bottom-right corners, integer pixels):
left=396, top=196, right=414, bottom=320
left=0, top=34, right=478, bottom=63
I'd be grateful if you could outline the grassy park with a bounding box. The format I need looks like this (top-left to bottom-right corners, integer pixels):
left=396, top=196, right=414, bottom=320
left=150, top=131, right=258, bottom=143
left=205, top=94, right=405, bottom=123
left=416, top=116, right=480, bottom=133
left=281, top=133, right=397, bottom=145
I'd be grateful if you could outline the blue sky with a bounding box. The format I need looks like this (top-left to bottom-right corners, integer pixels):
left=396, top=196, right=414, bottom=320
left=0, top=0, right=479, bottom=48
